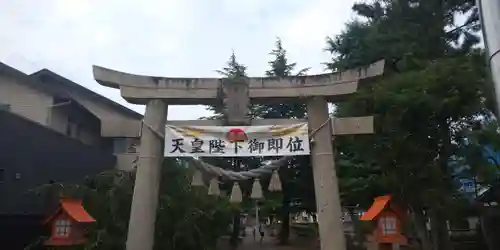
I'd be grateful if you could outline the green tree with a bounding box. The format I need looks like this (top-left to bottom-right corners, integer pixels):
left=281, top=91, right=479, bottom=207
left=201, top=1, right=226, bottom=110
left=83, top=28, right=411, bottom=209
left=205, top=51, right=249, bottom=119
left=258, top=38, right=313, bottom=244
left=325, top=0, right=480, bottom=73
left=459, top=119, right=500, bottom=184
left=216, top=51, right=248, bottom=78
left=205, top=44, right=314, bottom=246
left=205, top=51, right=255, bottom=248
left=31, top=158, right=232, bottom=250
left=326, top=1, right=486, bottom=250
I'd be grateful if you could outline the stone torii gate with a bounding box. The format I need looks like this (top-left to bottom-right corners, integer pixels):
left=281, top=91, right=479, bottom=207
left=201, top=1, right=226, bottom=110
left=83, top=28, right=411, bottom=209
left=92, top=60, right=384, bottom=250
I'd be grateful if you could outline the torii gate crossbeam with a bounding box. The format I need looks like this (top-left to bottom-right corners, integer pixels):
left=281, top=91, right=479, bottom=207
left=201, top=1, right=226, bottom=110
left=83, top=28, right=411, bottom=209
left=92, top=60, right=384, bottom=250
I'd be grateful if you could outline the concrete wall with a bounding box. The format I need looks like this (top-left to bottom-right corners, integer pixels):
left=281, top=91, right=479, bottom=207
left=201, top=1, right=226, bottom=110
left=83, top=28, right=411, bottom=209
left=0, top=75, right=52, bottom=125
left=116, top=153, right=139, bottom=171
left=66, top=95, right=141, bottom=138
left=0, top=70, right=142, bottom=171
left=112, top=137, right=140, bottom=171
left=48, top=107, right=68, bottom=133
left=48, top=104, right=104, bottom=147
left=0, top=74, right=107, bottom=148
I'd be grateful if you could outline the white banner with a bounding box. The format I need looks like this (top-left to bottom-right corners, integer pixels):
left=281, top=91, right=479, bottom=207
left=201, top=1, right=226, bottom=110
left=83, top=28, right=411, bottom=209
left=164, top=123, right=310, bottom=157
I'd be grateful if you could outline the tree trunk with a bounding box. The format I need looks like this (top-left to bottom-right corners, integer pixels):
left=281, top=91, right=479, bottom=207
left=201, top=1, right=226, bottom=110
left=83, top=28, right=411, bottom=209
left=433, top=120, right=453, bottom=250
left=347, top=207, right=366, bottom=248
left=479, top=216, right=495, bottom=250
left=279, top=196, right=291, bottom=245
left=230, top=213, right=241, bottom=249
left=430, top=210, right=452, bottom=250
left=278, top=161, right=291, bottom=245
left=479, top=215, right=500, bottom=250
left=413, top=208, right=432, bottom=250
left=229, top=158, right=242, bottom=249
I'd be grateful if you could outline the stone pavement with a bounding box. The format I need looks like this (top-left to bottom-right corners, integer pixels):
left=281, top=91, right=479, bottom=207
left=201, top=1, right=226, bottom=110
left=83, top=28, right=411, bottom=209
left=217, top=226, right=317, bottom=250
left=238, top=227, right=276, bottom=250
left=237, top=227, right=313, bottom=250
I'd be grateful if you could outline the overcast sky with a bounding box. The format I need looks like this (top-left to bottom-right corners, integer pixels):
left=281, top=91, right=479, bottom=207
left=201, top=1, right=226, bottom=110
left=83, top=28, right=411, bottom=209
left=0, top=0, right=358, bottom=120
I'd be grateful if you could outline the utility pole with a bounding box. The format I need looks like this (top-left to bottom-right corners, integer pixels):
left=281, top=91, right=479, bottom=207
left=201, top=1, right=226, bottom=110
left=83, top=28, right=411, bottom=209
left=478, top=0, right=500, bottom=116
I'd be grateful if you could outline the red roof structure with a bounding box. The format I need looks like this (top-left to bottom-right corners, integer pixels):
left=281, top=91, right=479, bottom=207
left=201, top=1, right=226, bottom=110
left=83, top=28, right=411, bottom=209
left=360, top=195, right=407, bottom=245
left=43, top=198, right=96, bottom=246
left=361, top=195, right=392, bottom=221
left=44, top=198, right=95, bottom=224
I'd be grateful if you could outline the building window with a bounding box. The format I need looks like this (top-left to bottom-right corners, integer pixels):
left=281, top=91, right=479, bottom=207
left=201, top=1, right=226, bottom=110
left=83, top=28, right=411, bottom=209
left=66, top=117, right=81, bottom=139
left=67, top=124, right=79, bottom=138
left=380, top=216, right=397, bottom=235
left=113, top=138, right=128, bottom=153
left=55, top=219, right=71, bottom=237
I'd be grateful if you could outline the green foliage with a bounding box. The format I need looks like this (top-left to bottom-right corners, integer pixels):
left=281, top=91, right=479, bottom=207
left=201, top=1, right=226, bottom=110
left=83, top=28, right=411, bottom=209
left=203, top=39, right=316, bottom=245
left=327, top=1, right=487, bottom=249
left=215, top=51, right=248, bottom=79
left=259, top=38, right=316, bottom=213
left=458, top=120, right=500, bottom=184
left=265, top=38, right=310, bottom=78
left=205, top=51, right=249, bottom=118
left=328, top=0, right=487, bottom=205
left=154, top=160, right=232, bottom=250
left=32, top=159, right=232, bottom=250
left=256, top=38, right=308, bottom=119
left=325, top=0, right=480, bottom=72
left=378, top=54, right=484, bottom=200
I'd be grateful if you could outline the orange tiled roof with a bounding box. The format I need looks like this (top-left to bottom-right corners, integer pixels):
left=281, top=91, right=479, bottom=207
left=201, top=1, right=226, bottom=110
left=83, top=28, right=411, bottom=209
left=360, top=195, right=392, bottom=221
left=44, top=198, right=95, bottom=224
left=61, top=199, right=95, bottom=223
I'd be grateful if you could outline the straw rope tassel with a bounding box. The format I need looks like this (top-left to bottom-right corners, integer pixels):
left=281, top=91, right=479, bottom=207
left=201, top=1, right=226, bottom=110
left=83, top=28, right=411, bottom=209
left=250, top=178, right=263, bottom=200
left=191, top=170, right=204, bottom=187
left=268, top=170, right=282, bottom=192
left=208, top=177, right=220, bottom=196
left=229, top=182, right=243, bottom=203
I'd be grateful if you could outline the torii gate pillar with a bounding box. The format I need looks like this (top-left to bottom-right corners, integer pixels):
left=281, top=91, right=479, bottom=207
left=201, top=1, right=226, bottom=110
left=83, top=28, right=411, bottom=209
left=308, top=96, right=345, bottom=250
left=127, top=100, right=167, bottom=250
left=93, top=60, right=384, bottom=250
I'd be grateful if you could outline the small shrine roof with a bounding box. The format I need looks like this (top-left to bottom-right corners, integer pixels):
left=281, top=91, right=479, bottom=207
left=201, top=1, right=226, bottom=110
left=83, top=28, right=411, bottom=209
left=44, top=198, right=95, bottom=224
left=360, top=195, right=392, bottom=221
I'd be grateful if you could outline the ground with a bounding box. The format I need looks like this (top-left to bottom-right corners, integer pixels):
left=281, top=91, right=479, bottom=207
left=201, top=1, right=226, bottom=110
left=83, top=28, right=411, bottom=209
left=236, top=226, right=317, bottom=250
left=238, top=227, right=275, bottom=250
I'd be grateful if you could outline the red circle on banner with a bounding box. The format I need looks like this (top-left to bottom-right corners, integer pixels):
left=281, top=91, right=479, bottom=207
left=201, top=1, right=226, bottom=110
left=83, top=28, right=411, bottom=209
left=227, top=128, right=248, bottom=142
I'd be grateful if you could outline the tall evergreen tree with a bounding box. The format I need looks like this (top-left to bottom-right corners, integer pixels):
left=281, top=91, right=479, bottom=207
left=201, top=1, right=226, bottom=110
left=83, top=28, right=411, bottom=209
left=265, top=38, right=309, bottom=78
left=206, top=51, right=248, bottom=118
left=209, top=43, right=314, bottom=245
left=201, top=51, right=250, bottom=247
left=326, top=1, right=486, bottom=250
left=216, top=50, right=248, bottom=78
left=207, top=51, right=276, bottom=247
left=255, top=38, right=308, bottom=119
left=259, top=38, right=313, bottom=244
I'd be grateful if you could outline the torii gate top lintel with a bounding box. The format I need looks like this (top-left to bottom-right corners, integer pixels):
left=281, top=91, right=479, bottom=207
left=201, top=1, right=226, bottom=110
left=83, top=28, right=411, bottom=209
left=92, top=60, right=384, bottom=105
left=96, top=59, right=385, bottom=250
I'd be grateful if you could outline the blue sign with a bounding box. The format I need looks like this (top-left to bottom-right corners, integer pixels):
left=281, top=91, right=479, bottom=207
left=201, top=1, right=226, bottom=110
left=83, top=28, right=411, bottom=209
left=459, top=179, right=475, bottom=194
